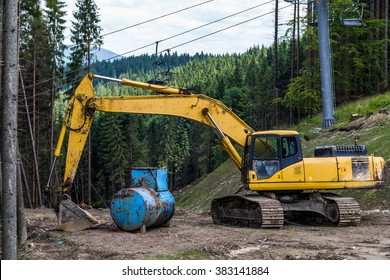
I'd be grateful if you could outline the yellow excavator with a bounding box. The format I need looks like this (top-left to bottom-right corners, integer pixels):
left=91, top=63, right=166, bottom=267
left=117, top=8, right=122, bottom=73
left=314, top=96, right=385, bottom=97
left=49, top=73, right=387, bottom=231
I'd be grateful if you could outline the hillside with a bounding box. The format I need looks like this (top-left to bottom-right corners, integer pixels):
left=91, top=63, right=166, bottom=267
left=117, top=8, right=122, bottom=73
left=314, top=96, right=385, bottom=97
left=176, top=92, right=390, bottom=212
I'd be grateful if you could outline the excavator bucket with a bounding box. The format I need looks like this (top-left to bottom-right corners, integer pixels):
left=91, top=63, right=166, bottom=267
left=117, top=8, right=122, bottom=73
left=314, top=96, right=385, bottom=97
left=57, top=195, right=102, bottom=232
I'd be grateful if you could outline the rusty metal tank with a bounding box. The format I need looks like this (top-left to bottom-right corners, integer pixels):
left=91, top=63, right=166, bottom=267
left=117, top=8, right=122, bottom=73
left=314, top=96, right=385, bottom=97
left=110, top=168, right=175, bottom=231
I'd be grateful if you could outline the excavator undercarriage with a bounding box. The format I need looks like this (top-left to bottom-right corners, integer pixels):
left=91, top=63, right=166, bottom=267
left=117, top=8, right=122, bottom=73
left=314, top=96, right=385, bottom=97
left=211, top=191, right=362, bottom=228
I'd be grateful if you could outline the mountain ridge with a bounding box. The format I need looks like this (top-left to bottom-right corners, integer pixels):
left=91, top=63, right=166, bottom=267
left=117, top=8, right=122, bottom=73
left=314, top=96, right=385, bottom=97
left=64, top=47, right=122, bottom=62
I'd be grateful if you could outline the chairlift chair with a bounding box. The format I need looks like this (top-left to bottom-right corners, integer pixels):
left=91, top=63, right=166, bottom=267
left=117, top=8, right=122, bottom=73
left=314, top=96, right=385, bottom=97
left=148, top=42, right=173, bottom=85
left=340, top=3, right=367, bottom=27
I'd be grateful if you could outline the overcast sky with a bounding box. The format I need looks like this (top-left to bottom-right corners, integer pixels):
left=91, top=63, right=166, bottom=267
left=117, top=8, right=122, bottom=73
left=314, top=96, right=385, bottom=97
left=64, top=0, right=299, bottom=56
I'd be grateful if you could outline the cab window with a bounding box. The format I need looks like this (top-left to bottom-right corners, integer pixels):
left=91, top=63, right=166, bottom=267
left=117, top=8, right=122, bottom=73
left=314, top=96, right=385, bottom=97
left=252, top=136, right=279, bottom=179
left=253, top=137, right=278, bottom=159
left=281, top=137, right=297, bottom=158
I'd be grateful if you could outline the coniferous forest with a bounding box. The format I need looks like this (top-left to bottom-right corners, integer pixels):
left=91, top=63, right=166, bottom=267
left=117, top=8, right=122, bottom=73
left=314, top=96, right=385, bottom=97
left=1, top=0, right=389, bottom=209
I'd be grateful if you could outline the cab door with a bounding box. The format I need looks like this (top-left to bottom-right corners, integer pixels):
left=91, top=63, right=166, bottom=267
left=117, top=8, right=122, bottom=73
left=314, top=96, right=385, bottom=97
left=280, top=135, right=303, bottom=169
left=244, top=134, right=303, bottom=183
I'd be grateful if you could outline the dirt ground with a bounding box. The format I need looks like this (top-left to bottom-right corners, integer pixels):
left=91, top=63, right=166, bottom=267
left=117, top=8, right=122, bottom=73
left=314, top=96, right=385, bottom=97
left=16, top=206, right=390, bottom=260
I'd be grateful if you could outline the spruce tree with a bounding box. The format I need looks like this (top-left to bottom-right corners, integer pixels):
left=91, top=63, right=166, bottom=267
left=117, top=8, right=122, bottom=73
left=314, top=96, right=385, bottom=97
left=67, top=0, right=103, bottom=87
left=44, top=0, right=67, bottom=73
left=100, top=113, right=129, bottom=197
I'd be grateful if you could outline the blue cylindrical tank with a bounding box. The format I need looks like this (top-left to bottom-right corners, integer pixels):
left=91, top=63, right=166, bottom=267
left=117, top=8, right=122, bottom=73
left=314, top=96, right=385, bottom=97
left=110, top=168, right=175, bottom=231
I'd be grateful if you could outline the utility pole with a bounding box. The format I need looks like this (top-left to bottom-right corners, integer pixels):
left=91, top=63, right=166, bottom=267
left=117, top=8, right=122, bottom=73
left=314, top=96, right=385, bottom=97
left=317, top=0, right=336, bottom=128
left=1, top=0, right=19, bottom=259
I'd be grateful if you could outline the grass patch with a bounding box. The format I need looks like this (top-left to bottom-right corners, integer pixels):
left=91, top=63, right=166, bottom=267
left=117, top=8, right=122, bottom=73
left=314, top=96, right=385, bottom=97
left=144, top=249, right=209, bottom=260
left=295, top=92, right=390, bottom=139
left=176, top=159, right=241, bottom=212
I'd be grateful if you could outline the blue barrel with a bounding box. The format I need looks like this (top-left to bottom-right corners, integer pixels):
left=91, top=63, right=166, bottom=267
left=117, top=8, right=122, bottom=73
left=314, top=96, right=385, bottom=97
left=110, top=168, right=175, bottom=231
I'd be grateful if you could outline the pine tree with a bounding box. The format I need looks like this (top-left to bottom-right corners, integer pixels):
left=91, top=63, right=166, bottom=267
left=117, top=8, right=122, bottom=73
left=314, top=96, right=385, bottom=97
left=44, top=0, right=67, bottom=73
left=67, top=0, right=103, bottom=88
left=99, top=113, right=129, bottom=197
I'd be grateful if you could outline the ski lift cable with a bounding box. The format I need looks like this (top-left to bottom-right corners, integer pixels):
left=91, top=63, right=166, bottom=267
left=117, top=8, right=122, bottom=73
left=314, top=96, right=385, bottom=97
left=101, top=0, right=215, bottom=38
left=163, top=4, right=293, bottom=53
left=158, top=0, right=275, bottom=45
left=22, top=2, right=292, bottom=95
left=109, top=0, right=279, bottom=59
left=148, top=1, right=288, bottom=84
left=23, top=1, right=273, bottom=91
left=65, top=0, right=215, bottom=48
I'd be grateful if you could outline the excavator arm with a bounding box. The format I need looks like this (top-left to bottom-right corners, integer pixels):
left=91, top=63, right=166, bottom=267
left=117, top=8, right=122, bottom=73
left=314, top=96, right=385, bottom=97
left=52, top=73, right=254, bottom=231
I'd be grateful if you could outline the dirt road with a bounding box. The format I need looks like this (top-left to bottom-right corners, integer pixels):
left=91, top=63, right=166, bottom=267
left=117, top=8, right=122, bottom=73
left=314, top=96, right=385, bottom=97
left=16, top=207, right=390, bottom=260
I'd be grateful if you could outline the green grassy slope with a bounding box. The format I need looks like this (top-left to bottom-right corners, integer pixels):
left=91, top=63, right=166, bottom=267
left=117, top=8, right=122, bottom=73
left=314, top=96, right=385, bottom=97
left=176, top=92, right=390, bottom=212
left=175, top=159, right=241, bottom=213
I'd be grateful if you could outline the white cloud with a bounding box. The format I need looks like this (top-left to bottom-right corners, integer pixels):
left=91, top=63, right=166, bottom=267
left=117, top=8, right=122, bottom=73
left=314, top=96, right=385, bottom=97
left=64, top=0, right=297, bottom=56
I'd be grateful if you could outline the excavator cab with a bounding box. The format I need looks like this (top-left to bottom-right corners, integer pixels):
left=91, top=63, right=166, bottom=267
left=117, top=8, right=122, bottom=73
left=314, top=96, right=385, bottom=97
left=244, top=131, right=302, bottom=183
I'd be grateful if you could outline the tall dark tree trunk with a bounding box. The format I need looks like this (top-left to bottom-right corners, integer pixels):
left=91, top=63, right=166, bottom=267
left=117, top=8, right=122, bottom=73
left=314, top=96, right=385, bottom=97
left=384, top=0, right=389, bottom=90
left=0, top=0, right=4, bottom=216
left=87, top=42, right=92, bottom=205
left=17, top=147, right=27, bottom=246
left=19, top=152, right=32, bottom=208
left=307, top=1, right=315, bottom=120
left=50, top=66, right=55, bottom=165
left=49, top=64, right=57, bottom=209
left=32, top=48, right=37, bottom=205
left=297, top=3, right=300, bottom=72
left=376, top=0, right=380, bottom=19
left=273, top=0, right=279, bottom=127
left=20, top=70, right=42, bottom=208
left=45, top=0, right=67, bottom=205
left=290, top=3, right=297, bottom=125
left=1, top=0, right=19, bottom=260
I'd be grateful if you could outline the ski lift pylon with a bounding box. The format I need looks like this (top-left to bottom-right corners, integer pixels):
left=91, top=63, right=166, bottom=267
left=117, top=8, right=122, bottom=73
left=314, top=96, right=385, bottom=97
left=340, top=2, right=367, bottom=27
